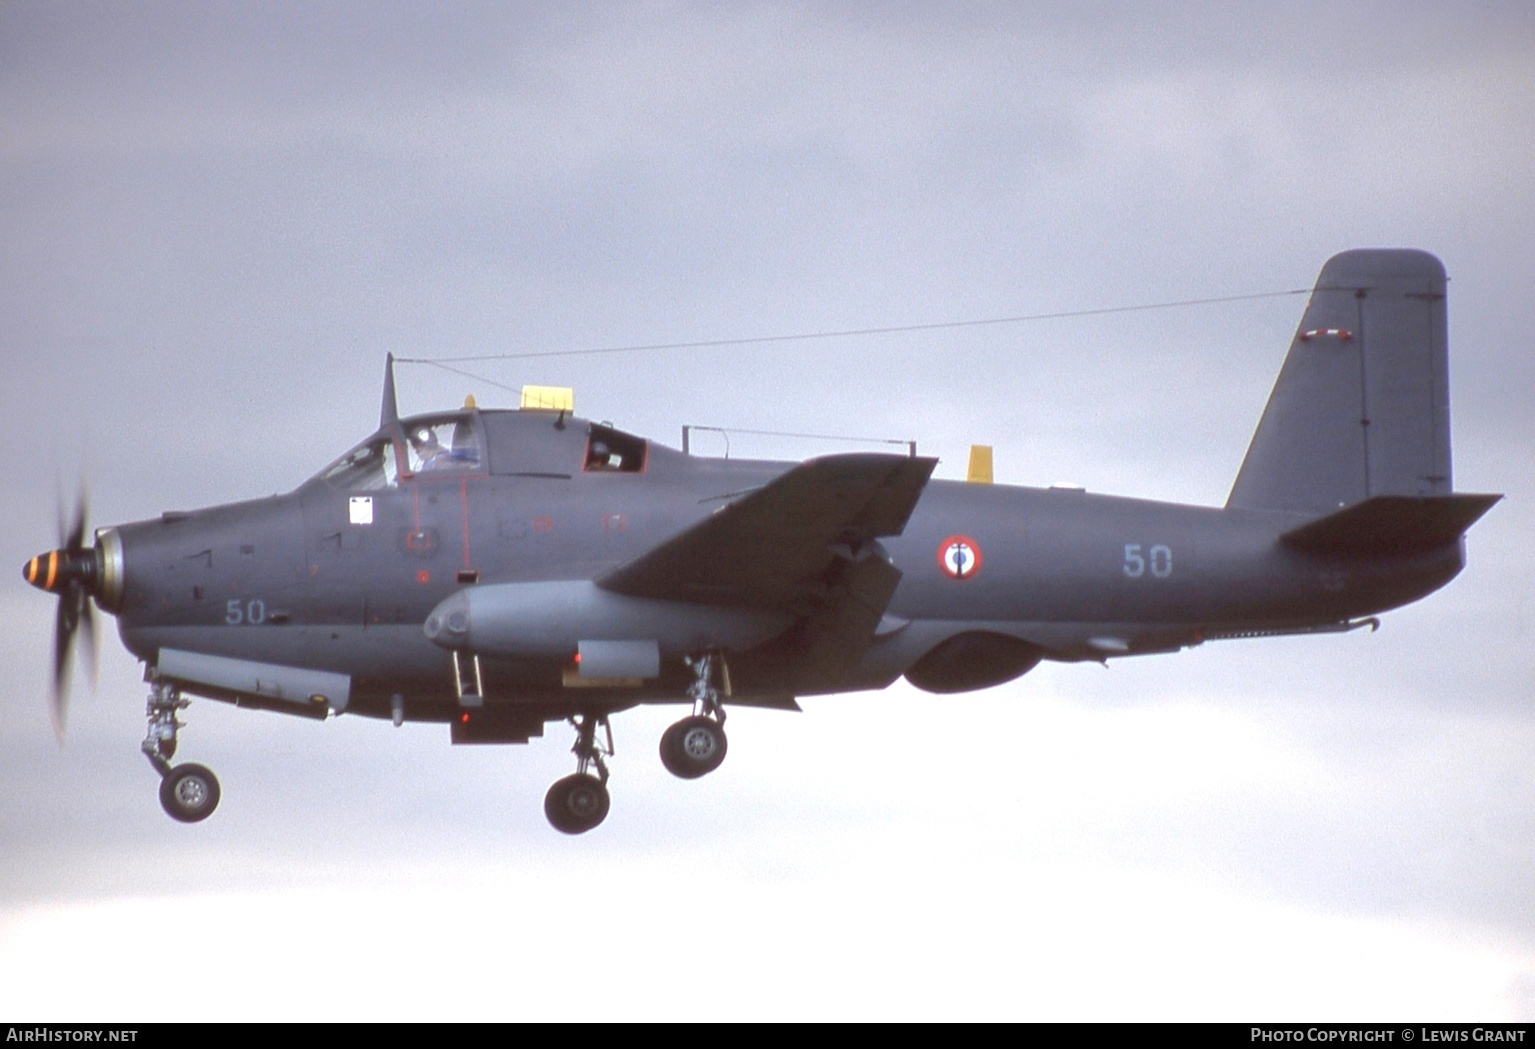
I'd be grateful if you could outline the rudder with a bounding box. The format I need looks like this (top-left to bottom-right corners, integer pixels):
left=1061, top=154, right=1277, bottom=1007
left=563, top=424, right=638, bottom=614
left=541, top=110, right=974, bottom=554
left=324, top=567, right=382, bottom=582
left=1227, top=249, right=1451, bottom=514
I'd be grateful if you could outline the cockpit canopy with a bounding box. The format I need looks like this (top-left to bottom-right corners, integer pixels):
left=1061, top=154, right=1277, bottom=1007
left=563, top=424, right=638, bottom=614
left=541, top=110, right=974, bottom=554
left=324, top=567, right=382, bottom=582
left=316, top=413, right=481, bottom=490
left=314, top=410, right=648, bottom=490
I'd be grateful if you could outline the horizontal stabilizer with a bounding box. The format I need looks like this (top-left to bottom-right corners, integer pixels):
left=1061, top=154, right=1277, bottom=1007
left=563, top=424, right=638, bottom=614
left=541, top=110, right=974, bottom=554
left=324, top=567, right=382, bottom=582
left=1280, top=493, right=1501, bottom=557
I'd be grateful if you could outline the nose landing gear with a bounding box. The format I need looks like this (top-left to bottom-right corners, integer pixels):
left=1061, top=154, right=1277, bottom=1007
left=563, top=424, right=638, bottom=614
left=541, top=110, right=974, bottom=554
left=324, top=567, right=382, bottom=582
left=143, top=679, right=220, bottom=823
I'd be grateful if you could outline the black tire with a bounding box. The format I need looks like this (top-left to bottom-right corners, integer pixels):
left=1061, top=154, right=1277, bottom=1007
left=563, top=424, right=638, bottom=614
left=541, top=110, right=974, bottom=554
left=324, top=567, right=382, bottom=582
left=544, top=773, right=610, bottom=834
left=658, top=715, right=727, bottom=780
left=159, top=763, right=220, bottom=823
left=659, top=719, right=684, bottom=770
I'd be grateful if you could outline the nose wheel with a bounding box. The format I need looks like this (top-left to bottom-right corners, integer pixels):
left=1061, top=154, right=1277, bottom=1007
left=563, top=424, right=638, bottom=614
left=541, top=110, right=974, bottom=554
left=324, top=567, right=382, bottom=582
left=159, top=763, right=221, bottom=823
left=143, top=679, right=221, bottom=823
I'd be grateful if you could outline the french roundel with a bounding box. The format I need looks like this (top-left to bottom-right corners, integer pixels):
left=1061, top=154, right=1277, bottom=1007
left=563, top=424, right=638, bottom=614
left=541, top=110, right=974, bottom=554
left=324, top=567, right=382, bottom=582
left=937, top=535, right=982, bottom=580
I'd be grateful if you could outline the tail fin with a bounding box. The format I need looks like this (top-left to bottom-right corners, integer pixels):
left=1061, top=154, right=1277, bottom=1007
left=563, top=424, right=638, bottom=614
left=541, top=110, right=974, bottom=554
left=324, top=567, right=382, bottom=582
left=1227, top=249, right=1451, bottom=514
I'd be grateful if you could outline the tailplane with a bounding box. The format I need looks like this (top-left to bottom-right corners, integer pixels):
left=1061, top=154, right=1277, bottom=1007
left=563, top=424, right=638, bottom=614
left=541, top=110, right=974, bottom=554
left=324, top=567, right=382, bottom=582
left=1228, top=250, right=1452, bottom=515
left=1279, top=493, right=1500, bottom=557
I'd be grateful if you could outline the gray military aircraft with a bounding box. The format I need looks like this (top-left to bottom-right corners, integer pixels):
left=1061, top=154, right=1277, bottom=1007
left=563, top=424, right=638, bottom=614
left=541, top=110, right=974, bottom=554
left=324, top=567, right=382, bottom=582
left=25, top=249, right=1499, bottom=833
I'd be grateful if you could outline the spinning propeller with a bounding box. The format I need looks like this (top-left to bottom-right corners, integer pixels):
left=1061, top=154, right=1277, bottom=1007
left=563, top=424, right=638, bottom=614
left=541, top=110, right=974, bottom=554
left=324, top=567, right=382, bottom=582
left=23, top=487, right=100, bottom=740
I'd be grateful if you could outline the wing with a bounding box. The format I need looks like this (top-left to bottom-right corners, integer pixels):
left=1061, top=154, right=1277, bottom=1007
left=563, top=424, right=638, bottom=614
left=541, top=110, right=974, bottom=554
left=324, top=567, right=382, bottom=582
left=596, top=453, right=937, bottom=611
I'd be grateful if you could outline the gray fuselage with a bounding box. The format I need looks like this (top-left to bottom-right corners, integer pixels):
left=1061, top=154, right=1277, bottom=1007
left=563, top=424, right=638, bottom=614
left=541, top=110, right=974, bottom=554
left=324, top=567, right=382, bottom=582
left=102, top=408, right=1462, bottom=728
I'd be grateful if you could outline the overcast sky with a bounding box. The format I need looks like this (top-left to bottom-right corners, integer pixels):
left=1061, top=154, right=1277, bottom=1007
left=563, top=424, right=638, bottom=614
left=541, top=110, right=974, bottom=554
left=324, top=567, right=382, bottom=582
left=2, top=2, right=1532, bottom=1021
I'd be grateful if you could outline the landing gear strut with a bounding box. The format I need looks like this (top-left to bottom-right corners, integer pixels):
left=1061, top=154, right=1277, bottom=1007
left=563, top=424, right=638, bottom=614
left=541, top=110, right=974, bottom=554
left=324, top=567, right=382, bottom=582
left=660, top=653, right=729, bottom=780
left=143, top=679, right=220, bottom=823
left=544, top=712, right=612, bottom=835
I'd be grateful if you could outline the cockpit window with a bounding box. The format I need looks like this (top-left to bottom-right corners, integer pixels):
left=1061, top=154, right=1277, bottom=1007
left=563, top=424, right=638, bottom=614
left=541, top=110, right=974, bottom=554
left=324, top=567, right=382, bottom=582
left=316, top=413, right=483, bottom=490
left=584, top=424, right=648, bottom=473
left=405, top=416, right=482, bottom=474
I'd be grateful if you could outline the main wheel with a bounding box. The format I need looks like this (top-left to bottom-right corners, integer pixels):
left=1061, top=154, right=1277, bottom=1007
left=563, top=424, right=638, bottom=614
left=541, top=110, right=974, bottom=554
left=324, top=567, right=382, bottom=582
left=544, top=773, right=610, bottom=834
left=659, top=715, right=728, bottom=780
left=159, top=763, right=220, bottom=823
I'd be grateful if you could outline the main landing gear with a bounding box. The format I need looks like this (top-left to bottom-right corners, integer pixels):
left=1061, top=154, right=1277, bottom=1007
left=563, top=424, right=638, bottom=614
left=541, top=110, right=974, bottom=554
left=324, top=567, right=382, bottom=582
left=143, top=679, right=221, bottom=823
left=540, top=653, right=732, bottom=833
left=544, top=712, right=612, bottom=835
left=659, top=653, right=728, bottom=780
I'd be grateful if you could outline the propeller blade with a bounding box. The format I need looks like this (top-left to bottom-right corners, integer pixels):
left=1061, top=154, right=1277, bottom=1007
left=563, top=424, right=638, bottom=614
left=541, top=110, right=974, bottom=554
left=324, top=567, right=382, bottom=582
left=51, top=593, right=74, bottom=741
left=65, top=488, right=88, bottom=554
left=81, top=601, right=99, bottom=691
left=41, top=483, right=94, bottom=743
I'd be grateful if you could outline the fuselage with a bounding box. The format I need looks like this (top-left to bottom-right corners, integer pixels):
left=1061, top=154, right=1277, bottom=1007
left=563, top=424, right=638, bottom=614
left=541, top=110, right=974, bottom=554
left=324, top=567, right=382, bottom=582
left=95, top=407, right=1463, bottom=725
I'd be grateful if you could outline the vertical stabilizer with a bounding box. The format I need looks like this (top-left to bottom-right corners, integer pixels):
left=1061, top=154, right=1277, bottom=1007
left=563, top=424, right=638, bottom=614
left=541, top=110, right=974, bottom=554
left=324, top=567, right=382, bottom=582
left=1226, top=250, right=1451, bottom=514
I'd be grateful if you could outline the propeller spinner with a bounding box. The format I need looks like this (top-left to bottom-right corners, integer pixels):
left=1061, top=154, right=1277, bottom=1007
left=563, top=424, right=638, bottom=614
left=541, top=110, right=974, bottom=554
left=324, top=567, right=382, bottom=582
left=23, top=492, right=100, bottom=739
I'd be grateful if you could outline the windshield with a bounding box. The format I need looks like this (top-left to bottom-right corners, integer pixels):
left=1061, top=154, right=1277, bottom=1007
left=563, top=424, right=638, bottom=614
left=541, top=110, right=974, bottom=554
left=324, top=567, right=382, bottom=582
left=316, top=435, right=399, bottom=490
